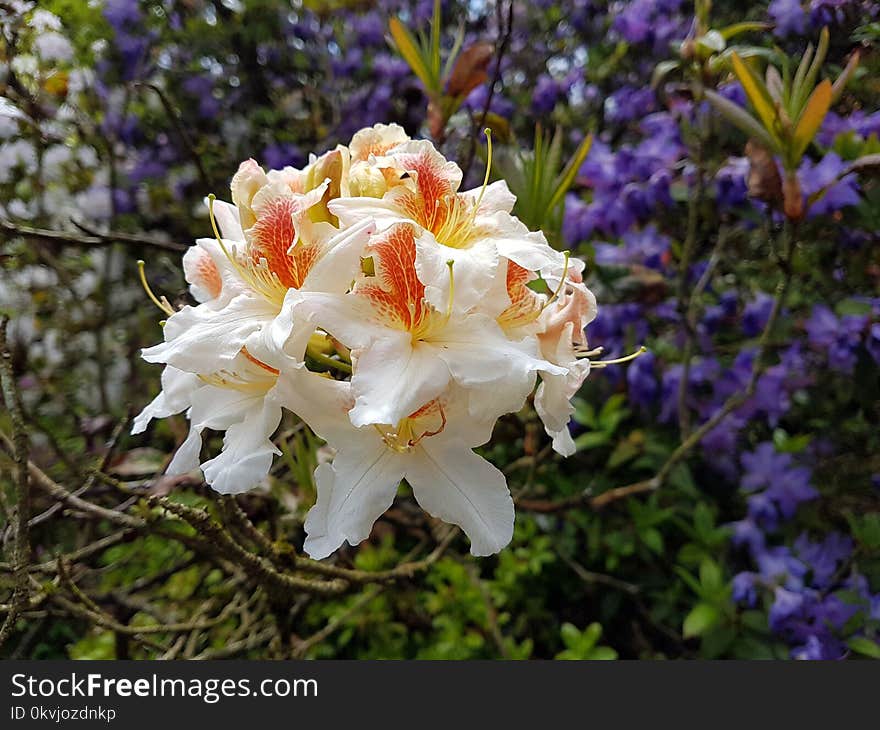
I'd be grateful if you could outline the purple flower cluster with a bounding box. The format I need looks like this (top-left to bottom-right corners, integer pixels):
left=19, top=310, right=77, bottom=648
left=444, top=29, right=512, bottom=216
left=732, top=494, right=878, bottom=659
left=611, top=0, right=689, bottom=56
left=564, top=113, right=683, bottom=241
left=769, top=0, right=879, bottom=38
left=805, top=303, right=875, bottom=373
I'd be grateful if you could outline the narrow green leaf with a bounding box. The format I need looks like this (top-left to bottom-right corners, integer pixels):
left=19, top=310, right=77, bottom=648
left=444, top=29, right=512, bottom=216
left=793, top=27, right=829, bottom=117
left=548, top=133, right=593, bottom=212
left=652, top=60, right=680, bottom=89
left=791, top=41, right=814, bottom=112
left=704, top=89, right=778, bottom=151
left=831, top=50, right=860, bottom=104
left=389, top=18, right=437, bottom=94
left=765, top=66, right=784, bottom=103
left=719, top=21, right=772, bottom=40
left=730, top=52, right=779, bottom=137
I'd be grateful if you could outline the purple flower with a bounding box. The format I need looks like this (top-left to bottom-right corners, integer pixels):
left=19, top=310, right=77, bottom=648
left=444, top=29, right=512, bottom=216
left=770, top=587, right=805, bottom=632
left=626, top=350, right=659, bottom=408
left=741, top=443, right=792, bottom=492
left=733, top=572, right=758, bottom=607
left=715, top=157, right=749, bottom=208
left=795, top=532, right=853, bottom=589
left=792, top=634, right=845, bottom=660
left=766, top=466, right=818, bottom=519
left=532, top=74, right=564, bottom=115
left=805, top=304, right=838, bottom=349
left=262, top=143, right=304, bottom=170
left=604, top=86, right=656, bottom=125
left=799, top=153, right=861, bottom=216
left=730, top=519, right=766, bottom=553
left=769, top=0, right=810, bottom=37
left=742, top=293, right=774, bottom=337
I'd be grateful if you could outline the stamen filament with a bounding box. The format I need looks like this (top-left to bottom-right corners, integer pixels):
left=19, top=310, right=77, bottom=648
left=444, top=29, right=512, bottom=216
left=137, top=260, right=174, bottom=316
left=469, top=128, right=493, bottom=218
left=541, top=251, right=571, bottom=312
left=588, top=345, right=648, bottom=368
left=444, top=259, right=455, bottom=321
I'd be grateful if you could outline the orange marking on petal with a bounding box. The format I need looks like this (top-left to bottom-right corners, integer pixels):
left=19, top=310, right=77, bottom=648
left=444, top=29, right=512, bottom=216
left=498, top=261, right=543, bottom=329
left=248, top=194, right=320, bottom=290
left=241, top=346, right=280, bottom=376
left=194, top=249, right=222, bottom=299
left=359, top=224, right=427, bottom=332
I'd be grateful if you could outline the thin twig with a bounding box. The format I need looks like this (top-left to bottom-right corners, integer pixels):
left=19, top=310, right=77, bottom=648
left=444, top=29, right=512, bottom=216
left=0, top=218, right=186, bottom=253
left=0, top=317, right=31, bottom=650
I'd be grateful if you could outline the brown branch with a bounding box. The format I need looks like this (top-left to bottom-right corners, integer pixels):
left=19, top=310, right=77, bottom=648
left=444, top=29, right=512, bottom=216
left=518, top=223, right=797, bottom=515
left=0, top=316, right=31, bottom=650
left=132, top=82, right=212, bottom=191
left=0, top=218, right=187, bottom=253
left=460, top=0, right=514, bottom=179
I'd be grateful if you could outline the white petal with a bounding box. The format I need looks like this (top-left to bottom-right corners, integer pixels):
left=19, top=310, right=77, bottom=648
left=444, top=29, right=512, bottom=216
left=485, top=213, right=567, bottom=276
left=132, top=366, right=201, bottom=434
left=204, top=197, right=244, bottom=242
left=273, top=368, right=355, bottom=446
left=303, top=438, right=405, bottom=559
left=301, top=217, right=375, bottom=294
left=328, top=196, right=408, bottom=230
left=460, top=180, right=516, bottom=214
left=166, top=425, right=204, bottom=476
left=349, top=336, right=450, bottom=428
left=406, top=439, right=514, bottom=556
left=437, top=313, right=565, bottom=387
left=201, top=397, right=282, bottom=494
left=289, top=290, right=391, bottom=350
left=414, top=230, right=498, bottom=314
left=141, top=293, right=276, bottom=372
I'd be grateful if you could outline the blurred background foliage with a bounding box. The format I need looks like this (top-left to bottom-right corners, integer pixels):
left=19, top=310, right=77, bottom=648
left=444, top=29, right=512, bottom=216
left=0, top=0, right=878, bottom=660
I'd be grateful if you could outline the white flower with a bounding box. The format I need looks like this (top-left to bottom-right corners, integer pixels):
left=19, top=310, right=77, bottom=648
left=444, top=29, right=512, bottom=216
left=291, top=222, right=563, bottom=429
left=276, top=372, right=514, bottom=558
left=534, top=272, right=598, bottom=455
left=34, top=31, right=74, bottom=63
left=133, top=130, right=602, bottom=557
left=330, top=138, right=567, bottom=314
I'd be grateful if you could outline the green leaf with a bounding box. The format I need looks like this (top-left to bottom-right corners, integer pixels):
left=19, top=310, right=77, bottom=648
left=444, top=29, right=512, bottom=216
left=704, top=89, right=778, bottom=151
left=547, top=133, right=593, bottom=213
left=719, top=21, right=772, bottom=40
left=574, top=431, right=611, bottom=451
left=693, top=503, right=714, bottom=541
left=641, top=527, right=664, bottom=555
left=794, top=26, right=830, bottom=117
left=683, top=603, right=721, bottom=638
left=389, top=18, right=438, bottom=95
left=730, top=52, right=779, bottom=139
left=699, top=558, right=723, bottom=594
left=560, top=622, right=581, bottom=649
left=831, top=50, right=860, bottom=103
left=847, top=637, right=880, bottom=659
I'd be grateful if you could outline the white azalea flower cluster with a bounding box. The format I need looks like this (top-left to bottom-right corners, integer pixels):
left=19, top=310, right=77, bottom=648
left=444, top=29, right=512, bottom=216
left=134, top=124, right=599, bottom=558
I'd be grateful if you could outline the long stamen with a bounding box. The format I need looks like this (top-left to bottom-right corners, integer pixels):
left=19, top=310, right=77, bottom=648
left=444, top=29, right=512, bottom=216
left=208, top=194, right=247, bottom=281
left=137, top=260, right=174, bottom=316
left=541, top=251, right=571, bottom=312
left=444, top=259, right=455, bottom=321
left=588, top=345, right=648, bottom=368
left=469, top=128, right=493, bottom=218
